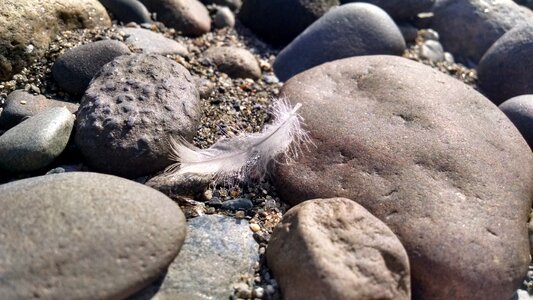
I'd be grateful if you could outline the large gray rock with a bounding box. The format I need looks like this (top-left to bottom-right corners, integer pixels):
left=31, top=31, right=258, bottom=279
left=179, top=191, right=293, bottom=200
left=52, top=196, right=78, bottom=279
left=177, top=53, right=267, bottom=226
left=131, top=215, right=258, bottom=299
left=52, top=40, right=131, bottom=96
left=340, top=0, right=435, bottom=19
left=203, top=46, right=261, bottom=79
left=0, top=90, right=78, bottom=129
left=122, top=28, right=188, bottom=56
left=478, top=23, right=533, bottom=105
left=238, top=0, right=339, bottom=46
left=273, top=3, right=405, bottom=81
left=75, top=54, right=201, bottom=178
left=499, top=95, right=533, bottom=149
left=274, top=55, right=533, bottom=299
left=267, top=198, right=410, bottom=300
left=431, top=0, right=533, bottom=64
left=138, top=0, right=211, bottom=36
left=0, top=172, right=186, bottom=300
left=0, top=0, right=111, bottom=80
left=98, top=0, right=152, bottom=24
left=0, top=107, right=74, bottom=172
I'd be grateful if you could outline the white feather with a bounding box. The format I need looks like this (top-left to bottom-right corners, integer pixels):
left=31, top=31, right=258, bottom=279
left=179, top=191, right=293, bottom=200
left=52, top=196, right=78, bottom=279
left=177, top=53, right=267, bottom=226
left=166, top=99, right=309, bottom=184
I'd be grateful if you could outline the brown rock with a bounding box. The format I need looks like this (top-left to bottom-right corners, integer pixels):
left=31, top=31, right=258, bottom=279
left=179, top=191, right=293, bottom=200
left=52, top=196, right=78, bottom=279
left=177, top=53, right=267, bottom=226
left=139, top=0, right=211, bottom=36
left=203, top=46, right=261, bottom=79
left=275, top=55, right=533, bottom=299
left=267, top=198, right=410, bottom=300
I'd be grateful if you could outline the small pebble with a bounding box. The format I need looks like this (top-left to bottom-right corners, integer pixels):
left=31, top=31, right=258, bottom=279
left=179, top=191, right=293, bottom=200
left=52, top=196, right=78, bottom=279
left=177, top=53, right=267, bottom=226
left=235, top=211, right=245, bottom=219
left=250, top=223, right=261, bottom=232
left=253, top=286, right=264, bottom=298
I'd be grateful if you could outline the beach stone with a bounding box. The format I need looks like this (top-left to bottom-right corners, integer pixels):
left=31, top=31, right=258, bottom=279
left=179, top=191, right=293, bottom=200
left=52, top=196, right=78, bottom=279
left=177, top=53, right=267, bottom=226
left=420, top=40, right=445, bottom=62
left=0, top=0, right=111, bottom=80
left=203, top=46, right=261, bottom=79
left=131, top=215, right=258, bottom=299
left=213, top=6, right=235, bottom=29
left=122, top=28, right=189, bottom=56
left=221, top=198, right=254, bottom=211
left=431, top=0, right=533, bottom=65
left=201, top=0, right=242, bottom=11
left=478, top=23, right=533, bottom=105
left=275, top=55, right=533, bottom=299
left=98, top=0, right=152, bottom=24
left=274, top=3, right=405, bottom=82
left=0, top=172, right=186, bottom=300
left=146, top=172, right=213, bottom=198
left=340, top=0, right=435, bottom=19
left=267, top=198, right=410, bottom=300
left=499, top=95, right=533, bottom=149
left=53, top=40, right=131, bottom=96
left=238, top=0, right=339, bottom=46
left=75, top=54, right=200, bottom=178
left=0, top=107, right=74, bottom=172
left=139, top=0, right=211, bottom=36
left=0, top=90, right=78, bottom=129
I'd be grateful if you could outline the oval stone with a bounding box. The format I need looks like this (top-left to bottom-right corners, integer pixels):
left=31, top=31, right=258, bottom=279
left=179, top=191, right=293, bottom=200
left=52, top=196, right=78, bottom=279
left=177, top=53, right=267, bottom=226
left=0, top=172, right=186, bottom=300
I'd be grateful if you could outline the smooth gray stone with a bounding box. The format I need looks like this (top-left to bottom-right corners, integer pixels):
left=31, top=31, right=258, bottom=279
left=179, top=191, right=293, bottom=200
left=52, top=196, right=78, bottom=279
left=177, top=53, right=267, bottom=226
left=0, top=172, right=186, bottom=300
left=0, top=90, right=78, bottom=129
left=499, top=95, right=533, bottom=149
left=122, top=28, right=188, bottom=56
left=98, top=0, right=152, bottom=24
left=203, top=46, right=261, bottom=79
left=420, top=39, right=445, bottom=62
left=340, top=0, right=435, bottom=19
left=213, top=6, right=235, bottom=28
left=221, top=198, right=254, bottom=210
left=0, top=107, right=74, bottom=172
left=131, top=215, right=258, bottom=300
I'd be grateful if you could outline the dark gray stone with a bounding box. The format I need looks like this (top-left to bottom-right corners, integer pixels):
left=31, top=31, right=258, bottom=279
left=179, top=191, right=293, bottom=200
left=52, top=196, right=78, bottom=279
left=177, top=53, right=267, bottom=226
left=203, top=46, right=261, bottom=79
left=131, top=215, right=258, bottom=299
left=499, top=95, right=533, bottom=149
left=478, top=23, right=533, bottom=105
left=274, top=3, right=406, bottom=81
left=340, top=0, right=435, bottom=19
left=0, top=107, right=74, bottom=172
left=275, top=55, right=533, bottom=299
left=0, top=90, right=78, bottom=129
left=397, top=22, right=418, bottom=43
left=515, top=0, right=533, bottom=9
left=138, top=0, right=211, bottom=36
left=221, top=198, right=253, bottom=210
left=98, top=0, right=152, bottom=24
left=201, top=0, right=241, bottom=11
left=431, top=0, right=533, bottom=64
left=238, top=0, right=339, bottom=46
left=52, top=40, right=131, bottom=95
left=146, top=172, right=213, bottom=198
left=75, top=54, right=201, bottom=178
left=0, top=172, right=186, bottom=300
left=122, top=27, right=188, bottom=56
left=213, top=6, right=235, bottom=29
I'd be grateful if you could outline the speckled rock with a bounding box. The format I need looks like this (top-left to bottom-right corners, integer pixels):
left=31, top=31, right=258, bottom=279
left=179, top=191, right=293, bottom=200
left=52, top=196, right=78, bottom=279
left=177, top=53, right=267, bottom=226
left=0, top=172, right=186, bottom=300
left=267, top=198, right=410, bottom=300
left=478, top=23, right=533, bottom=105
left=75, top=54, right=200, bottom=178
left=275, top=55, right=533, bottom=299
left=131, top=215, right=258, bottom=300
left=201, top=0, right=241, bottom=11
left=203, top=46, right=261, bottom=79
left=431, top=0, right=533, bottom=64
left=139, top=0, right=211, bottom=36
left=274, top=3, right=405, bottom=81
left=340, top=0, right=435, bottom=19
left=122, top=27, right=188, bottom=56
left=0, top=0, right=111, bottom=80
left=98, top=0, right=152, bottom=24
left=0, top=90, right=78, bottom=129
left=213, top=6, right=235, bottom=29
left=499, top=95, right=533, bottom=149
left=238, top=0, right=339, bottom=46
left=52, top=40, right=131, bottom=96
left=0, top=107, right=74, bottom=172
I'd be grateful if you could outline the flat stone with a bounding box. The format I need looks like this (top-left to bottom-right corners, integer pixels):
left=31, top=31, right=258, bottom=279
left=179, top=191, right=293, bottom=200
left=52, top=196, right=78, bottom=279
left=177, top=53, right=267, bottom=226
left=431, top=0, right=533, bottom=64
left=273, top=3, right=405, bottom=81
left=0, top=90, right=78, bottom=129
left=52, top=40, right=131, bottom=96
left=75, top=54, right=201, bottom=178
left=203, top=46, right=261, bottom=79
left=0, top=0, right=110, bottom=80
left=145, top=172, right=213, bottom=198
left=98, top=0, right=152, bottom=24
left=478, top=23, right=533, bottom=104
left=340, top=0, right=435, bottom=19
left=267, top=198, right=410, bottom=300
left=0, top=107, right=74, bottom=172
left=131, top=215, right=258, bottom=300
left=122, top=28, right=189, bottom=56
left=237, top=0, right=339, bottom=46
left=221, top=198, right=254, bottom=211
left=499, top=94, right=533, bottom=149
left=0, top=172, right=186, bottom=300
left=139, top=0, right=211, bottom=36
left=275, top=55, right=533, bottom=299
